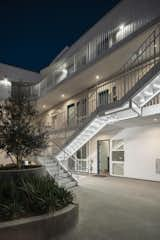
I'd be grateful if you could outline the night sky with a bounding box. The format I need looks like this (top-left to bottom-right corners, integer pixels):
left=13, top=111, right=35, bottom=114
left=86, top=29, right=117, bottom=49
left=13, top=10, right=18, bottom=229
left=0, top=0, right=120, bottom=72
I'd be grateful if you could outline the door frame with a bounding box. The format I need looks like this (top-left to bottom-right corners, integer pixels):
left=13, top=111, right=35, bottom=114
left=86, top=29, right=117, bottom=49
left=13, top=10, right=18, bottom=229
left=97, top=139, right=110, bottom=175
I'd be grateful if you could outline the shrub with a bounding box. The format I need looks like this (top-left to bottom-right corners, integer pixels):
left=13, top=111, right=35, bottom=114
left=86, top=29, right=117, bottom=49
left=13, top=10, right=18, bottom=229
left=0, top=176, right=73, bottom=221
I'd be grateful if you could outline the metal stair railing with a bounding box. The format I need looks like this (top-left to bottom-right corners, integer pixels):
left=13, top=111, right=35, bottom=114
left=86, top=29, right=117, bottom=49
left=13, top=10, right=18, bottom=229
left=51, top=22, right=160, bottom=143
left=48, top=139, right=80, bottom=182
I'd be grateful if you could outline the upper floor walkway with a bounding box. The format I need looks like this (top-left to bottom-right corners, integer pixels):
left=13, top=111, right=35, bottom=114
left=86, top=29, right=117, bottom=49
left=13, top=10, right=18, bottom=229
left=43, top=22, right=160, bottom=135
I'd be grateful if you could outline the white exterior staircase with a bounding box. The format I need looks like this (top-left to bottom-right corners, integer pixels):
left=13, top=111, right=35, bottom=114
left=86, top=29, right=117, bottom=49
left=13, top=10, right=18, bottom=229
left=55, top=23, right=160, bottom=171
left=36, top=23, right=160, bottom=187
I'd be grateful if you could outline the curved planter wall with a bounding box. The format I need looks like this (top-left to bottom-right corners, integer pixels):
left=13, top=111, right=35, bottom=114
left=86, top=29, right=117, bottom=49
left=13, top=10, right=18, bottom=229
left=0, top=166, right=47, bottom=180
left=0, top=204, right=78, bottom=240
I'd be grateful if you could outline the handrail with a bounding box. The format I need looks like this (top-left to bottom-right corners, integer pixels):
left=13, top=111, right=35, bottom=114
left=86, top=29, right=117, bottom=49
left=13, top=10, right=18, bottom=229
left=49, top=22, right=160, bottom=133
left=13, top=18, right=155, bottom=100
left=49, top=139, right=79, bottom=182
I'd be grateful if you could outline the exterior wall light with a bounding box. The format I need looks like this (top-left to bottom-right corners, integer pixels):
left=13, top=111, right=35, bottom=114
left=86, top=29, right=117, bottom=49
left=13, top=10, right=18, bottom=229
left=0, top=77, right=11, bottom=87
left=119, top=24, right=125, bottom=31
left=153, top=118, right=158, bottom=122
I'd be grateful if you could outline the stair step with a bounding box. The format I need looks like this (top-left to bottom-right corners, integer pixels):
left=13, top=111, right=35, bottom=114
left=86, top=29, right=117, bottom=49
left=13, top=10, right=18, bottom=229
left=39, top=156, right=77, bottom=188
left=59, top=172, right=68, bottom=178
left=46, top=163, right=58, bottom=168
left=65, top=181, right=77, bottom=189
left=57, top=176, right=71, bottom=185
left=43, top=160, right=57, bottom=164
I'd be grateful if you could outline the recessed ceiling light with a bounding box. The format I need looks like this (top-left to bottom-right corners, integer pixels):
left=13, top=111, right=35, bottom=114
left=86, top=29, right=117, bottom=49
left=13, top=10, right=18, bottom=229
left=96, top=75, right=100, bottom=80
left=61, top=94, right=65, bottom=98
left=42, top=105, right=46, bottom=109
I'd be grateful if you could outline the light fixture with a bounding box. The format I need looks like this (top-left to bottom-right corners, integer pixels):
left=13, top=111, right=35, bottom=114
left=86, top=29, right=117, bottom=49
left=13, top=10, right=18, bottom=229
left=62, top=69, right=67, bottom=74
left=61, top=94, right=65, bottom=98
left=0, top=77, right=11, bottom=87
left=96, top=75, right=100, bottom=80
left=153, top=118, right=158, bottom=122
left=42, top=105, right=46, bottom=109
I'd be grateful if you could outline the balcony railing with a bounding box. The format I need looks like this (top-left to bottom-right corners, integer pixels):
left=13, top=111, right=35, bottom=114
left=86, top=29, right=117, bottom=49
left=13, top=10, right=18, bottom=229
left=47, top=22, right=160, bottom=132
left=43, top=18, right=151, bottom=88
left=12, top=18, right=154, bottom=100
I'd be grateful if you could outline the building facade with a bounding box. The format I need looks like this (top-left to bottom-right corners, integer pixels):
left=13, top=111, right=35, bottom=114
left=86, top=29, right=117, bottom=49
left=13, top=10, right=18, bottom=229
left=1, top=0, right=160, bottom=186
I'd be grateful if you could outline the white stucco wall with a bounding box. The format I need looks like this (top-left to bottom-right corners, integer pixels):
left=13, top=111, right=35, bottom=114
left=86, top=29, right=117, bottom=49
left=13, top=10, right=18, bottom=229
left=112, top=124, right=160, bottom=181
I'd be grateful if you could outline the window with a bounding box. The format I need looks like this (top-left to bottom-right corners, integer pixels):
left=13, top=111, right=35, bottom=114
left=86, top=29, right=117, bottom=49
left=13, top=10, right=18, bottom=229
left=96, top=34, right=109, bottom=56
left=111, top=140, right=124, bottom=176
left=112, top=151, right=124, bottom=162
left=112, top=163, right=124, bottom=175
left=77, top=144, right=87, bottom=159
left=67, top=103, right=75, bottom=126
left=76, top=47, right=88, bottom=69
left=67, top=58, right=75, bottom=75
left=75, top=144, right=88, bottom=172
left=98, top=89, right=109, bottom=106
left=156, top=159, right=160, bottom=174
left=112, top=86, right=117, bottom=102
left=77, top=97, right=87, bottom=122
left=112, top=139, right=124, bottom=161
left=68, top=144, right=89, bottom=173
left=52, top=115, right=57, bottom=129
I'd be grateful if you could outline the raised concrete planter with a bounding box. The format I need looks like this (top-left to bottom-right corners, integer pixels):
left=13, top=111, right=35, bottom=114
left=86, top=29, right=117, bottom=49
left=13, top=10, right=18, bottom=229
left=0, top=204, right=78, bottom=240
left=0, top=166, right=47, bottom=180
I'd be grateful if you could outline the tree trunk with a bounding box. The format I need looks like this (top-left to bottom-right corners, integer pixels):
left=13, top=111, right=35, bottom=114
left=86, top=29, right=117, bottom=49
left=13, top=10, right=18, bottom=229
left=17, top=156, right=22, bottom=169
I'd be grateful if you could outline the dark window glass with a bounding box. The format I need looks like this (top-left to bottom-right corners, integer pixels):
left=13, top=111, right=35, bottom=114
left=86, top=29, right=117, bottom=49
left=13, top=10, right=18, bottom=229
left=67, top=103, right=75, bottom=126
left=77, top=145, right=87, bottom=159
left=98, top=90, right=109, bottom=106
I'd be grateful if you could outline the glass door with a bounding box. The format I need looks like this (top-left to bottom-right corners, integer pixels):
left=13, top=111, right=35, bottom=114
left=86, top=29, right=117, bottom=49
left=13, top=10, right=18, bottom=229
left=97, top=140, right=110, bottom=176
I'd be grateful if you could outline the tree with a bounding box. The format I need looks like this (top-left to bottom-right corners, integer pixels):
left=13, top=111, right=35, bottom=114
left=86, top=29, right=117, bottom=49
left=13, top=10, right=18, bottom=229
left=0, top=97, right=48, bottom=168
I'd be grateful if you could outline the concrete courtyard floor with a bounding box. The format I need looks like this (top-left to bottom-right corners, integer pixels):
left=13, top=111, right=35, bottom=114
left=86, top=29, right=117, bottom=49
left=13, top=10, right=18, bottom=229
left=54, top=176, right=160, bottom=240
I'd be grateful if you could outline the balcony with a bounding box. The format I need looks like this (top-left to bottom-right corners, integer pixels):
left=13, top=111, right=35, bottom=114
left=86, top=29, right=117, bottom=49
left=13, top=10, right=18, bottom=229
left=11, top=17, right=157, bottom=106
left=42, top=19, right=151, bottom=88
left=46, top=23, right=160, bottom=134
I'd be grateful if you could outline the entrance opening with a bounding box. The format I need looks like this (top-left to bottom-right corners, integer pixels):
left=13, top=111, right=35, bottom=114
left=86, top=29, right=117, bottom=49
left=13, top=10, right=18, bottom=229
left=97, top=140, right=110, bottom=176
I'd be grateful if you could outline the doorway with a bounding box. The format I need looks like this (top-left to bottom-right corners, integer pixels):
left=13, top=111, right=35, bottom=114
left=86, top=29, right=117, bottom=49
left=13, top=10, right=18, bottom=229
left=97, top=140, right=110, bottom=176
left=67, top=103, right=75, bottom=127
